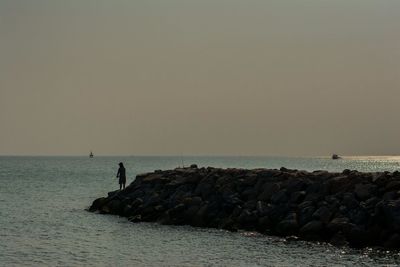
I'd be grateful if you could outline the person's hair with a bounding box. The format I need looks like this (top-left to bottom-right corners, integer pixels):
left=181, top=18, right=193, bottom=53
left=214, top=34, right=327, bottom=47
left=119, top=162, right=124, bottom=167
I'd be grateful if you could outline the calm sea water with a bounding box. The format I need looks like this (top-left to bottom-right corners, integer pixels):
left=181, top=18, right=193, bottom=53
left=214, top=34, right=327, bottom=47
left=1, top=156, right=400, bottom=267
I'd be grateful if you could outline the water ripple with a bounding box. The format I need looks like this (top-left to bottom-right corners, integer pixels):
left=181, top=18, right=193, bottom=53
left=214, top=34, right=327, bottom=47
left=1, top=156, right=400, bottom=266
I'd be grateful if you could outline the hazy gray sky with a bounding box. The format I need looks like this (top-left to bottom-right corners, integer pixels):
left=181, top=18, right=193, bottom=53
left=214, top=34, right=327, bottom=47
left=1, top=0, right=399, bottom=156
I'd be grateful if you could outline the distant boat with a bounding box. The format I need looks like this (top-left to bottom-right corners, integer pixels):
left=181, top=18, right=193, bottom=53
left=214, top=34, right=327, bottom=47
left=89, top=151, right=94, bottom=158
left=332, top=154, right=341, bottom=160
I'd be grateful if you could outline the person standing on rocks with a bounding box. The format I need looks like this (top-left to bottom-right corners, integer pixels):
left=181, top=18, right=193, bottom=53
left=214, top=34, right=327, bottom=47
left=116, top=162, right=126, bottom=190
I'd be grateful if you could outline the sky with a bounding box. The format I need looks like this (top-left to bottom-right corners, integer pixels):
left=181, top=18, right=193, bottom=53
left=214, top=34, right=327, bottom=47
left=0, top=0, right=399, bottom=156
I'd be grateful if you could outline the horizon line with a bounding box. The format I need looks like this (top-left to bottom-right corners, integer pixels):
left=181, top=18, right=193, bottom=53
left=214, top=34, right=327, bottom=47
left=0, top=154, right=400, bottom=158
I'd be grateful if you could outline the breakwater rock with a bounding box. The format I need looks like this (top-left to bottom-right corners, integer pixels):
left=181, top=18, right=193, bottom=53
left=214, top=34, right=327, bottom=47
left=89, top=166, right=400, bottom=248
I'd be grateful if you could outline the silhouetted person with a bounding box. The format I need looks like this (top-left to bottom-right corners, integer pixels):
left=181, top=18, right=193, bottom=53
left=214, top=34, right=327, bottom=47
left=116, top=162, right=126, bottom=190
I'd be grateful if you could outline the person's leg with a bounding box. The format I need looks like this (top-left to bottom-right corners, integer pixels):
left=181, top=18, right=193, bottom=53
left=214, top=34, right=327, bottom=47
left=123, top=182, right=126, bottom=189
left=119, top=183, right=122, bottom=190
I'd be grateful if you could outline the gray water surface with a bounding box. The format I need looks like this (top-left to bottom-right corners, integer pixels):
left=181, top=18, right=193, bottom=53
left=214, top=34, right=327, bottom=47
left=1, top=156, right=400, bottom=266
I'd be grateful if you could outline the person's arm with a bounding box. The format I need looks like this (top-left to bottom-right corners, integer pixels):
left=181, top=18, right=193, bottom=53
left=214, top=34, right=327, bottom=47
left=117, top=168, right=120, bottom=178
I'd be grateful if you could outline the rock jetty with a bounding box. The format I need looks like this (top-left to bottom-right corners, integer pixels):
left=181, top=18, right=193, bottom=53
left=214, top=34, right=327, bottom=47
left=89, top=165, right=400, bottom=248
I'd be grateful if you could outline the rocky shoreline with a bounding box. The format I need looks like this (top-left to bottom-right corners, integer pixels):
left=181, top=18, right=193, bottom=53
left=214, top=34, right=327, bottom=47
left=89, top=166, right=400, bottom=248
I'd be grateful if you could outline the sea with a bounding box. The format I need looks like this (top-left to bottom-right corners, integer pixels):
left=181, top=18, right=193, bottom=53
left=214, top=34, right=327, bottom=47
left=1, top=155, right=400, bottom=267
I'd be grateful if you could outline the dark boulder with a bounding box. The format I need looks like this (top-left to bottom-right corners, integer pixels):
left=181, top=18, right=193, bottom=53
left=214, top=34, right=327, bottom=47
left=105, top=199, right=123, bottom=215
left=328, top=176, right=350, bottom=194
left=379, top=200, right=400, bottom=231
left=312, top=206, right=332, bottom=224
left=276, top=213, right=298, bottom=235
left=383, top=191, right=399, bottom=201
left=266, top=204, right=289, bottom=225
left=257, top=216, right=272, bottom=233
left=348, top=207, right=369, bottom=225
left=384, top=233, right=400, bottom=248
left=258, top=183, right=280, bottom=202
left=290, top=191, right=306, bottom=204
left=238, top=209, right=258, bottom=229
left=385, top=181, right=400, bottom=191
left=271, top=190, right=288, bottom=204
left=330, top=232, right=348, bottom=247
left=89, top=197, right=108, bottom=212
left=256, top=201, right=268, bottom=216
left=108, top=190, right=120, bottom=198
left=327, top=217, right=353, bottom=234
left=299, top=220, right=324, bottom=240
left=297, top=201, right=315, bottom=226
left=285, top=179, right=307, bottom=194
left=354, top=183, right=376, bottom=201
left=241, top=187, right=258, bottom=201
left=342, top=193, right=359, bottom=209
left=192, top=204, right=209, bottom=227
left=345, top=225, right=369, bottom=247
left=89, top=166, right=400, bottom=248
left=194, top=182, right=214, bottom=199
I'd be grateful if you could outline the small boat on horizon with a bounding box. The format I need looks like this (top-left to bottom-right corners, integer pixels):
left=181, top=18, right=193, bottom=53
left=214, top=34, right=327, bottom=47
left=332, top=154, right=341, bottom=160
left=89, top=151, right=94, bottom=158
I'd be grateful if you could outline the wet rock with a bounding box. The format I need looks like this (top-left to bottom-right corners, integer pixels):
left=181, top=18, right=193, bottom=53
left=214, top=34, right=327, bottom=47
left=243, top=200, right=257, bottom=210
left=89, top=197, right=108, bottom=212
left=346, top=225, right=369, bottom=247
left=372, top=173, right=389, bottom=187
left=384, top=233, right=400, bottom=248
left=271, top=190, right=288, bottom=204
left=380, top=200, right=400, bottom=230
left=107, top=199, right=123, bottom=215
left=192, top=204, right=209, bottom=227
left=312, top=206, right=332, bottom=224
left=298, top=204, right=315, bottom=227
left=222, top=193, right=242, bottom=207
left=330, top=232, right=348, bottom=247
left=122, top=205, right=134, bottom=217
left=363, top=197, right=379, bottom=212
left=298, top=201, right=314, bottom=210
left=285, top=179, right=306, bottom=194
left=342, top=193, right=359, bottom=209
left=258, top=183, right=280, bottom=202
left=267, top=204, right=289, bottom=225
left=218, top=217, right=238, bottom=231
left=89, top=166, right=400, bottom=248
left=131, top=198, right=144, bottom=208
left=194, top=182, right=214, bottom=199
left=385, top=181, right=400, bottom=191
left=290, top=191, right=306, bottom=203
left=354, top=183, right=376, bottom=201
left=238, top=209, right=258, bottom=228
left=183, top=196, right=202, bottom=206
left=299, top=220, right=324, bottom=240
left=257, top=216, right=272, bottom=232
left=306, top=183, right=328, bottom=195
left=276, top=213, right=298, bottom=235
left=242, top=174, right=258, bottom=186
left=256, top=201, right=268, bottom=216
left=348, top=207, right=369, bottom=225
left=141, top=174, right=170, bottom=183
left=280, top=167, right=289, bottom=172
left=304, top=193, right=323, bottom=203
left=241, top=188, right=258, bottom=200
left=328, top=176, right=350, bottom=194
left=342, top=169, right=351, bottom=175
left=108, top=190, right=120, bottom=197
left=327, top=217, right=353, bottom=233
left=383, top=191, right=399, bottom=200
